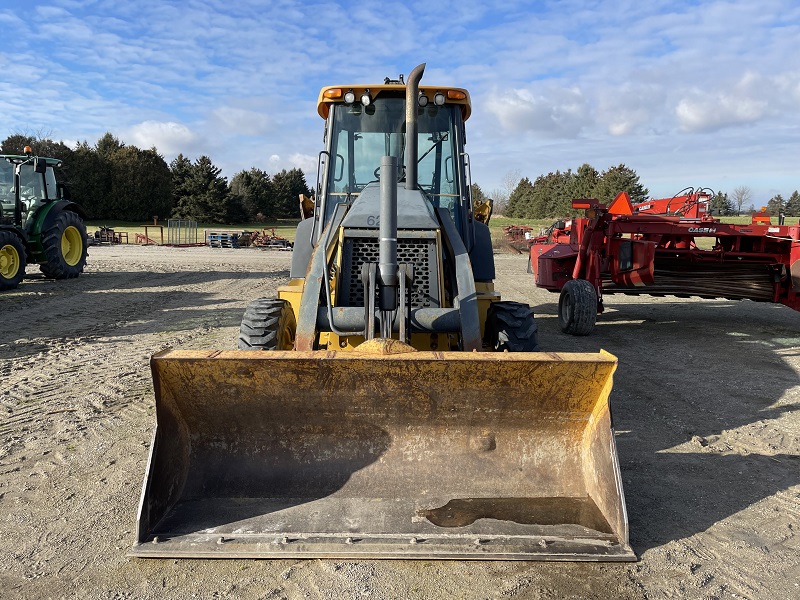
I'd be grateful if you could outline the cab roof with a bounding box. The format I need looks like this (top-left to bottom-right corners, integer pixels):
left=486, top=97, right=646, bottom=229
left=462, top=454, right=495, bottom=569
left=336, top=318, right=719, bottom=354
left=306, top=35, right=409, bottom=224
left=1, top=154, right=62, bottom=166
left=317, top=84, right=471, bottom=121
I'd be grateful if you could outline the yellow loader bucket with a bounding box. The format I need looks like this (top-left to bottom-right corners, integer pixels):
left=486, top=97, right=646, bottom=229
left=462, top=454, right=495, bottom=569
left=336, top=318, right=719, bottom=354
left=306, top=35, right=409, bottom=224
left=131, top=348, right=634, bottom=561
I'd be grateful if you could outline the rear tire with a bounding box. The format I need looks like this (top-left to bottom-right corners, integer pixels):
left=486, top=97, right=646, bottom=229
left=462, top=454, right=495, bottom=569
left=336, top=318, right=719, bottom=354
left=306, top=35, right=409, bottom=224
left=238, top=298, right=296, bottom=350
left=558, top=279, right=597, bottom=335
left=484, top=301, right=540, bottom=351
left=39, top=210, right=88, bottom=279
left=0, top=230, right=27, bottom=291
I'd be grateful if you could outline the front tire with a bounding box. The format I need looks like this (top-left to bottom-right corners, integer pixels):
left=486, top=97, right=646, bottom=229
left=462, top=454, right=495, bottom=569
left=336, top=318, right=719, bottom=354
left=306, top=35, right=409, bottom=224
left=39, top=210, right=88, bottom=279
left=0, top=230, right=27, bottom=291
left=484, top=301, right=540, bottom=351
left=238, top=298, right=297, bottom=350
left=558, top=279, right=597, bottom=335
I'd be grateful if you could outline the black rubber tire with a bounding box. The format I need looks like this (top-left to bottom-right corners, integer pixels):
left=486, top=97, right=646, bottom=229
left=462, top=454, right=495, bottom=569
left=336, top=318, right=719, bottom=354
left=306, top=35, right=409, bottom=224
left=558, top=279, right=597, bottom=335
left=39, top=210, right=88, bottom=279
left=484, top=301, right=540, bottom=351
left=238, top=298, right=297, bottom=350
left=0, top=230, right=27, bottom=291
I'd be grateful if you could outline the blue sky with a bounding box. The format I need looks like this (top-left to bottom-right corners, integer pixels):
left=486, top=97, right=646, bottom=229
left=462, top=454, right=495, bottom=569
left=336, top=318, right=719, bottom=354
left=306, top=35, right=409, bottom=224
left=2, top=0, right=798, bottom=204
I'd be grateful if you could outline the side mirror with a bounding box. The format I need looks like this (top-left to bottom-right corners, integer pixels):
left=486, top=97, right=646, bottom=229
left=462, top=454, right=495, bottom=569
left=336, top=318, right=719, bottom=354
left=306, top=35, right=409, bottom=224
left=34, top=157, right=47, bottom=174
left=57, top=183, right=71, bottom=200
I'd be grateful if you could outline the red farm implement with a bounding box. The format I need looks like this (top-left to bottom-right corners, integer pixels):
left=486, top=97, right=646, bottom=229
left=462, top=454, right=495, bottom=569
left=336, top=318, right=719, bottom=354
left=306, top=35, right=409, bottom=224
left=530, top=191, right=800, bottom=335
left=241, top=228, right=294, bottom=250
left=501, top=224, right=534, bottom=252
left=631, top=187, right=713, bottom=219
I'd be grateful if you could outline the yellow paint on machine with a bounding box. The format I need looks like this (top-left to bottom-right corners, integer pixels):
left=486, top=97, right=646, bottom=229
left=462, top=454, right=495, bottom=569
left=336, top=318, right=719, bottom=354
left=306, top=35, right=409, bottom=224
left=131, top=347, right=634, bottom=560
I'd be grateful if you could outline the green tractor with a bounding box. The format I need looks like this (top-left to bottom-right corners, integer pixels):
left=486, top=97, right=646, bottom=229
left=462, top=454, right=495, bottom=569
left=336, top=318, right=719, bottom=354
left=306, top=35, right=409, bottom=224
left=0, top=146, right=88, bottom=291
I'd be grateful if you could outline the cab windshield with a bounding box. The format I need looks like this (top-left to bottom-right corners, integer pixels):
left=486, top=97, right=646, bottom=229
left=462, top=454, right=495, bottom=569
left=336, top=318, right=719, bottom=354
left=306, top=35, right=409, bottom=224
left=326, top=95, right=461, bottom=218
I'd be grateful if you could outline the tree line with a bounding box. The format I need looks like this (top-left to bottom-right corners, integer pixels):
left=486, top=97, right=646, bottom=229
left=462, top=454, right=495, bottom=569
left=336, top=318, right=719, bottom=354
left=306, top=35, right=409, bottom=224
left=480, top=163, right=799, bottom=219
left=498, top=163, right=649, bottom=219
left=709, top=187, right=800, bottom=217
left=0, top=133, right=312, bottom=223
left=5, top=133, right=796, bottom=223
left=764, top=192, right=800, bottom=218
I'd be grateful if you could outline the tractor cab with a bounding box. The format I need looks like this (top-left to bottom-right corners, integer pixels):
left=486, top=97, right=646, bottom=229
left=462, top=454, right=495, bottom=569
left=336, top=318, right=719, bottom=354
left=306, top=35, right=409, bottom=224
left=314, top=83, right=473, bottom=246
left=0, top=150, right=64, bottom=228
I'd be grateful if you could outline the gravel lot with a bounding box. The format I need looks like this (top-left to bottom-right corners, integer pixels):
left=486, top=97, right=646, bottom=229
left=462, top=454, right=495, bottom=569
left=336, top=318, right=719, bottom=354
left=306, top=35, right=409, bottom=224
left=1, top=244, right=798, bottom=599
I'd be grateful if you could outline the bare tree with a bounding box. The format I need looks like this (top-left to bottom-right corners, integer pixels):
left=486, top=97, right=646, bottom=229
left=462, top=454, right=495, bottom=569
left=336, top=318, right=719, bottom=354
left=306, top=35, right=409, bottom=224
left=502, top=169, right=521, bottom=200
left=732, top=185, right=752, bottom=216
left=490, top=187, right=508, bottom=215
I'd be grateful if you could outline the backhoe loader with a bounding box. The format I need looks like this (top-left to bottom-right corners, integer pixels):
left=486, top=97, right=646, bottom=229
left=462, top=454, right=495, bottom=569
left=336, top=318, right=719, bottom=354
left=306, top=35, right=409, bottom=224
left=132, top=65, right=634, bottom=561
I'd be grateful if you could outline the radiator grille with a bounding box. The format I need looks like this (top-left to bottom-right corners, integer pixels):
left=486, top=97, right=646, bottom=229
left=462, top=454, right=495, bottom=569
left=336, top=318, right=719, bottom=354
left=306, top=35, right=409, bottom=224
left=341, top=237, right=438, bottom=308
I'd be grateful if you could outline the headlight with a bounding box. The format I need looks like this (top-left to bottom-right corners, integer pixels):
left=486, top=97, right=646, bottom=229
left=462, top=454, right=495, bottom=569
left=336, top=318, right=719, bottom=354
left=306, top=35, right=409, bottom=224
left=343, top=90, right=356, bottom=104
left=434, top=92, right=446, bottom=106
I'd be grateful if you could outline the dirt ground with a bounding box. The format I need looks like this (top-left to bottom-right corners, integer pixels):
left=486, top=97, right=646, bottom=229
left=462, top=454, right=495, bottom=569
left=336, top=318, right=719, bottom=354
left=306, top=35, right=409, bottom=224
left=1, top=245, right=798, bottom=600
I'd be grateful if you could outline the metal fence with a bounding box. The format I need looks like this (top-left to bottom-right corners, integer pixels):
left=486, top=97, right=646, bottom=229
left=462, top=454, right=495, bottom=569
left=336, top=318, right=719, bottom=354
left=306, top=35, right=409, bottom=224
left=167, top=219, right=199, bottom=246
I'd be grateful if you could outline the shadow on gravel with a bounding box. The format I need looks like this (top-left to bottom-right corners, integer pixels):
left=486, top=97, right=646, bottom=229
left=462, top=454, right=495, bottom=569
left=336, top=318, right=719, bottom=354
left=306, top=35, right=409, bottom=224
left=2, top=270, right=291, bottom=358
left=532, top=296, right=800, bottom=554
left=20, top=269, right=290, bottom=290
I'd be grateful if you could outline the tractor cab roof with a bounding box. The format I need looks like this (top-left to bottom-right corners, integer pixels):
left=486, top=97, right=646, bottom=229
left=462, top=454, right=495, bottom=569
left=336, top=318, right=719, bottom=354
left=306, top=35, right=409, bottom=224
left=317, top=83, right=471, bottom=121
left=1, top=154, right=62, bottom=167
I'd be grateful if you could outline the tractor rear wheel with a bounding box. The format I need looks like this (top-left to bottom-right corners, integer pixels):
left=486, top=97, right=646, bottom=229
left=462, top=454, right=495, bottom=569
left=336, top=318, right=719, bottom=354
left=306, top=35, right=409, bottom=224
left=484, top=301, right=540, bottom=351
left=39, top=210, right=88, bottom=279
left=0, top=230, right=27, bottom=291
left=238, top=298, right=297, bottom=350
left=558, top=279, right=597, bottom=335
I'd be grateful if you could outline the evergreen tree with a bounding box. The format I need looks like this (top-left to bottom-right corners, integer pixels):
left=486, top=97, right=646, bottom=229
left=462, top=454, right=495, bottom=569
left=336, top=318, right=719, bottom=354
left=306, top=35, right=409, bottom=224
left=0, top=134, right=71, bottom=160
left=766, top=194, right=785, bottom=216
left=505, top=177, right=534, bottom=218
left=709, top=191, right=734, bottom=216
left=592, top=164, right=649, bottom=205
left=470, top=183, right=488, bottom=208
left=108, top=146, right=172, bottom=221
left=170, top=154, right=194, bottom=218
left=60, top=141, right=111, bottom=218
left=533, top=171, right=568, bottom=218
left=224, top=192, right=250, bottom=224
left=1, top=133, right=33, bottom=154
left=572, top=163, right=600, bottom=200
left=270, top=168, right=312, bottom=219
left=230, top=168, right=274, bottom=220
left=95, top=133, right=124, bottom=159
left=171, top=156, right=231, bottom=223
left=784, top=191, right=800, bottom=217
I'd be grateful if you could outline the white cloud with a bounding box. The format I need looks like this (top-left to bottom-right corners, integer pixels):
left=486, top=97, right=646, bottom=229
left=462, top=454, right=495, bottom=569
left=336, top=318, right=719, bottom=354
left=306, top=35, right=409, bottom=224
left=289, top=153, right=317, bottom=174
left=261, top=153, right=317, bottom=181
left=125, top=121, right=199, bottom=155
left=211, top=107, right=272, bottom=136
left=676, top=94, right=765, bottom=133
left=488, top=86, right=591, bottom=138
left=674, top=71, right=789, bottom=133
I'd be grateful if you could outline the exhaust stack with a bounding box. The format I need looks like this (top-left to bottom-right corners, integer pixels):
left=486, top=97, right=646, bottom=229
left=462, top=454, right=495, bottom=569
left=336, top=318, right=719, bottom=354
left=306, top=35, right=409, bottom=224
left=404, top=63, right=425, bottom=190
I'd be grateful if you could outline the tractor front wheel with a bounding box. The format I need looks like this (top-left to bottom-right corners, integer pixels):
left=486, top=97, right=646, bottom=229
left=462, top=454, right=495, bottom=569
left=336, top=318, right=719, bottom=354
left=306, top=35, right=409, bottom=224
left=238, top=298, right=297, bottom=350
left=484, top=301, right=540, bottom=351
left=0, top=230, right=27, bottom=291
left=39, top=210, right=88, bottom=279
left=558, top=279, right=597, bottom=335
